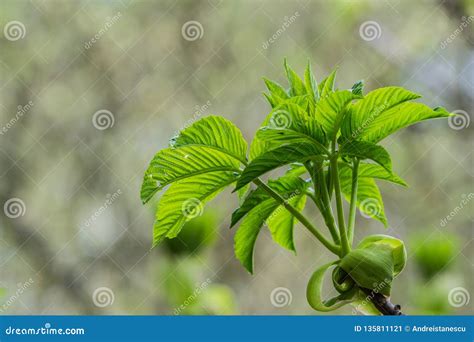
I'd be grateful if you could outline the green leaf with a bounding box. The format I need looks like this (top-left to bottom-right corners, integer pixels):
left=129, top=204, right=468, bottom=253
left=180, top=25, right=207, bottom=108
left=351, top=80, right=364, bottom=97
left=340, top=244, right=394, bottom=296
left=315, top=90, right=360, bottom=140
left=250, top=97, right=311, bottom=160
left=340, top=140, right=392, bottom=172
left=231, top=174, right=306, bottom=227
left=232, top=173, right=307, bottom=260
left=256, top=104, right=326, bottom=148
left=285, top=163, right=308, bottom=177
left=235, top=142, right=328, bottom=191
left=284, top=59, right=306, bottom=96
left=304, top=61, right=319, bottom=103
left=236, top=184, right=251, bottom=204
left=318, top=68, right=337, bottom=98
left=361, top=105, right=451, bottom=143
left=263, top=93, right=279, bottom=108
left=141, top=146, right=240, bottom=204
left=234, top=199, right=280, bottom=273
left=341, top=87, right=450, bottom=143
left=306, top=261, right=355, bottom=312
left=263, top=78, right=289, bottom=102
left=153, top=171, right=238, bottom=246
left=267, top=192, right=306, bottom=251
left=340, top=174, right=387, bottom=226
left=339, top=162, right=407, bottom=187
left=141, top=116, right=247, bottom=204
left=357, top=234, right=407, bottom=277
left=170, top=115, right=247, bottom=163
left=230, top=187, right=270, bottom=227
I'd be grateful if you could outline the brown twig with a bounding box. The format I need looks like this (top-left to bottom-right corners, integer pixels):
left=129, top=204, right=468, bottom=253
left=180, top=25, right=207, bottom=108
left=361, top=287, right=403, bottom=315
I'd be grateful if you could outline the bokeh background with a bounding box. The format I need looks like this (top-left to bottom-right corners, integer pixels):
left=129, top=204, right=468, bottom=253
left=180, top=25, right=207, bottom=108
left=0, top=0, right=472, bottom=315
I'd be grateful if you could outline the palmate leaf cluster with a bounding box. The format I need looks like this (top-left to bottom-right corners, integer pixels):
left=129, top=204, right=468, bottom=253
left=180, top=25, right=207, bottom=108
left=141, top=60, right=451, bottom=312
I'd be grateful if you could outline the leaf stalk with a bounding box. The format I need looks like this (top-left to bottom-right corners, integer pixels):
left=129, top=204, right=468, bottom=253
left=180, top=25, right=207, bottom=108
left=253, top=178, right=340, bottom=255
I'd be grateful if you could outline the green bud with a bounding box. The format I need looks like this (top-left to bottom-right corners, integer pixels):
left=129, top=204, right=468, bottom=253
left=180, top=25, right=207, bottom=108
left=306, top=261, right=356, bottom=312
left=340, top=244, right=394, bottom=296
left=332, top=266, right=355, bottom=294
left=357, top=234, right=407, bottom=276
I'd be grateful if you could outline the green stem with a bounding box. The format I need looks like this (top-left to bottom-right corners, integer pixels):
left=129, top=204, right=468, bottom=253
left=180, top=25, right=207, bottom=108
left=347, top=158, right=359, bottom=245
left=327, top=162, right=334, bottom=201
left=305, top=188, right=319, bottom=205
left=315, top=162, right=340, bottom=246
left=253, top=178, right=340, bottom=255
left=305, top=161, right=340, bottom=245
left=330, top=149, right=350, bottom=255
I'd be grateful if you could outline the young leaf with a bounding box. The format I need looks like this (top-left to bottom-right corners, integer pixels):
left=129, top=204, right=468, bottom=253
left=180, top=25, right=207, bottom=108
left=234, top=199, right=280, bottom=273
left=232, top=173, right=308, bottom=255
left=359, top=104, right=451, bottom=143
left=263, top=78, right=289, bottom=101
left=263, top=93, right=280, bottom=108
left=340, top=175, right=387, bottom=226
left=351, top=80, right=364, bottom=97
left=267, top=192, right=306, bottom=252
left=141, top=116, right=248, bottom=204
left=236, top=183, right=251, bottom=204
left=153, top=171, right=238, bottom=246
left=315, top=90, right=360, bottom=140
left=339, top=162, right=407, bottom=187
left=357, top=234, right=407, bottom=277
left=340, top=244, right=394, bottom=296
left=340, top=140, right=392, bottom=172
left=318, top=68, right=337, bottom=98
left=306, top=261, right=355, bottom=311
left=171, top=115, right=247, bottom=163
left=231, top=174, right=307, bottom=227
left=256, top=103, right=326, bottom=148
left=250, top=97, right=311, bottom=160
left=284, top=59, right=306, bottom=96
left=341, top=87, right=450, bottom=142
left=141, top=145, right=240, bottom=204
left=304, top=61, right=319, bottom=103
left=235, top=142, right=328, bottom=191
left=230, top=187, right=270, bottom=227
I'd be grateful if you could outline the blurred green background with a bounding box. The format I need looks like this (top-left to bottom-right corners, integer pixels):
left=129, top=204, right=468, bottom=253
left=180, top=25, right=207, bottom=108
left=0, top=0, right=472, bottom=315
